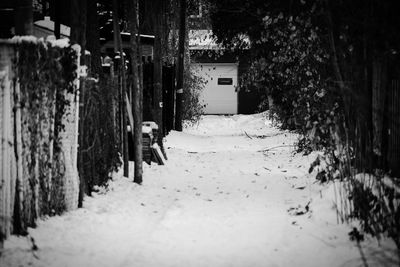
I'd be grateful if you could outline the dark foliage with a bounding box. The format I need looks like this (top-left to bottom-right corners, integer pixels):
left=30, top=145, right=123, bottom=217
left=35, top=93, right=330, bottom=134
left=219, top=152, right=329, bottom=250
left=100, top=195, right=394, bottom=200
left=78, top=77, right=122, bottom=196
left=182, top=66, right=206, bottom=126
left=14, top=39, right=78, bottom=229
left=207, top=0, right=400, bottom=248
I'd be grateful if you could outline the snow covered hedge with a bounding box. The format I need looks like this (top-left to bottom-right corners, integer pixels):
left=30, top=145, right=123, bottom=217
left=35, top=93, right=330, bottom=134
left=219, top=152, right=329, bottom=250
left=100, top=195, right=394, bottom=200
left=0, top=37, right=80, bottom=243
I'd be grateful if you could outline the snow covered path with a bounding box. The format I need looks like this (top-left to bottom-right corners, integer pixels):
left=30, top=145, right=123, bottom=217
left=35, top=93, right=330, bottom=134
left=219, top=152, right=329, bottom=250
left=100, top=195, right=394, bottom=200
left=2, top=114, right=399, bottom=267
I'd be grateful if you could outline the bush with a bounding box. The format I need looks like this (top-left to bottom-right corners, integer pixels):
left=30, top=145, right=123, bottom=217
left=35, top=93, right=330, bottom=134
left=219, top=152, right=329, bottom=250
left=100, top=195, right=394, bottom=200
left=241, top=12, right=343, bottom=154
left=182, top=65, right=206, bottom=126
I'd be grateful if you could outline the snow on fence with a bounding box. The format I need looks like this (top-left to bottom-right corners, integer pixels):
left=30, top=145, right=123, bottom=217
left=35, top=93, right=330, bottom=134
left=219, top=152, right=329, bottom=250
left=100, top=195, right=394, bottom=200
left=0, top=37, right=80, bottom=245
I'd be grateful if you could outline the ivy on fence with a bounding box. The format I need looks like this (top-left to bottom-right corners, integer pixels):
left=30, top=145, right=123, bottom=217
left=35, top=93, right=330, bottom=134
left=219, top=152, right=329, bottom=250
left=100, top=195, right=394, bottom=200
left=0, top=38, right=79, bottom=240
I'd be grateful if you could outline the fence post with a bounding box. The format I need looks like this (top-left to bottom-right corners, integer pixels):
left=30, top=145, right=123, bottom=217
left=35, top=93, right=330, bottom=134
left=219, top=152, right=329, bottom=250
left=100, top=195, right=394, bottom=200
left=388, top=80, right=400, bottom=176
left=60, top=45, right=81, bottom=211
left=0, top=44, right=17, bottom=245
left=372, top=58, right=387, bottom=159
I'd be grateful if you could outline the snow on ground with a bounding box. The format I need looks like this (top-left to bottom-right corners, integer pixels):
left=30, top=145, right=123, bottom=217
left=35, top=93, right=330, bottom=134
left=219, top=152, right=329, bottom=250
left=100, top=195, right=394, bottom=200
left=1, top=113, right=399, bottom=267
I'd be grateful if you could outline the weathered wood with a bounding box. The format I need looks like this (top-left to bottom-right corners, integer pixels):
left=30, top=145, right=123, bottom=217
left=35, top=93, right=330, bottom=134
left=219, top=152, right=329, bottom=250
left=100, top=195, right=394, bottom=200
left=70, top=0, right=87, bottom=51
left=388, top=80, right=400, bottom=176
left=128, top=0, right=143, bottom=184
left=0, top=68, right=12, bottom=245
left=112, top=0, right=129, bottom=178
left=125, top=93, right=135, bottom=140
left=0, top=39, right=81, bottom=242
left=372, top=57, right=388, bottom=158
left=152, top=0, right=165, bottom=153
left=151, top=144, right=166, bottom=165
left=323, top=0, right=350, bottom=119
left=175, top=0, right=187, bottom=132
left=86, top=0, right=102, bottom=75
left=70, top=0, right=87, bottom=208
left=13, top=81, right=24, bottom=234
left=0, top=47, right=17, bottom=243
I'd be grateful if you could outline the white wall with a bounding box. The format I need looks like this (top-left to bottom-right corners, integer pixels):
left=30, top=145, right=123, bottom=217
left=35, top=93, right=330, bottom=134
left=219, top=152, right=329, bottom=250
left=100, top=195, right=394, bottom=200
left=192, top=63, right=238, bottom=114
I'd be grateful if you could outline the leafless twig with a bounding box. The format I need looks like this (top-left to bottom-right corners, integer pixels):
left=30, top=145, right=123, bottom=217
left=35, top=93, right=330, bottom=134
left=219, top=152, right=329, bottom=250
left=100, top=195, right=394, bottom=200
left=258, top=145, right=294, bottom=152
left=243, top=131, right=253, bottom=139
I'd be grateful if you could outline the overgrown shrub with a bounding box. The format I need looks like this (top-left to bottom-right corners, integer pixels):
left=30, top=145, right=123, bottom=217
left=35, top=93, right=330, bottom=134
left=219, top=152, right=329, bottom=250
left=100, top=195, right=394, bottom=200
left=78, top=77, right=121, bottom=196
left=241, top=11, right=343, bottom=154
left=236, top=6, right=400, bottom=249
left=182, top=65, right=206, bottom=126
left=9, top=38, right=78, bottom=233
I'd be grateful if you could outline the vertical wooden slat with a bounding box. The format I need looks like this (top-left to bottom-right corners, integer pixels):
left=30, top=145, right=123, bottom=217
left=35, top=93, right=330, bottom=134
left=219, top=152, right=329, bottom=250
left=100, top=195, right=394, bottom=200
left=388, top=79, right=400, bottom=175
left=393, top=80, right=400, bottom=174
left=388, top=80, right=393, bottom=171
left=395, top=80, right=398, bottom=173
left=0, top=66, right=13, bottom=239
left=1, top=40, right=82, bottom=241
left=0, top=43, right=17, bottom=243
left=372, top=58, right=387, bottom=157
left=71, top=44, right=81, bottom=170
left=14, top=81, right=24, bottom=233
left=9, top=75, right=16, bottom=233
left=0, top=69, right=5, bottom=245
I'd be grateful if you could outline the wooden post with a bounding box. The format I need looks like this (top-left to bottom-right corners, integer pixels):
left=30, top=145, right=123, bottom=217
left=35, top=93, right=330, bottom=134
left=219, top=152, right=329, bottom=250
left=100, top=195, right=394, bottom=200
left=86, top=0, right=102, bottom=75
left=70, top=0, right=87, bottom=60
left=54, top=0, right=61, bottom=39
left=152, top=0, right=166, bottom=154
left=15, top=0, right=33, bottom=35
left=372, top=57, right=387, bottom=161
left=0, top=67, right=12, bottom=246
left=128, top=0, right=143, bottom=184
left=175, top=0, right=186, bottom=131
left=70, top=0, right=87, bottom=208
left=0, top=46, right=18, bottom=244
left=112, top=0, right=129, bottom=178
left=13, top=81, right=25, bottom=234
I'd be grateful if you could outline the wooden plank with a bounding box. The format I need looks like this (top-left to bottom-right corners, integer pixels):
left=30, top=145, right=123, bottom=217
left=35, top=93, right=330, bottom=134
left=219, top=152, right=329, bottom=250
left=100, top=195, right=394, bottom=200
left=0, top=68, right=12, bottom=240
left=151, top=143, right=165, bottom=165
left=0, top=69, right=5, bottom=245
left=125, top=93, right=135, bottom=140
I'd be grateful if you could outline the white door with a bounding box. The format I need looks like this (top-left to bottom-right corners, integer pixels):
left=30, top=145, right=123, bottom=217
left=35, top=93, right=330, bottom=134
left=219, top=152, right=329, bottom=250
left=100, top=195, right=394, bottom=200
left=192, top=63, right=238, bottom=114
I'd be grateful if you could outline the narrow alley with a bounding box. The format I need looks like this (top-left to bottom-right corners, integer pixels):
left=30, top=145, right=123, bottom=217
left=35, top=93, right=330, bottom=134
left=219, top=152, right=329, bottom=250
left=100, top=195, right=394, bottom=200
left=2, top=114, right=398, bottom=267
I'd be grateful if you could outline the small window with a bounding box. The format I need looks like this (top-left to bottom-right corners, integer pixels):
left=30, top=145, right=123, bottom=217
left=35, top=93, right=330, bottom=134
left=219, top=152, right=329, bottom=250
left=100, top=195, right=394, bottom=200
left=218, top=78, right=233, bottom=85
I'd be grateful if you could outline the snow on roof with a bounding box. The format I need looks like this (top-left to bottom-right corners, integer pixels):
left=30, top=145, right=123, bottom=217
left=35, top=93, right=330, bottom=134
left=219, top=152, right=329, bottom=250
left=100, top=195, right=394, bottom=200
left=189, top=30, right=221, bottom=50
left=34, top=16, right=70, bottom=37
left=189, top=30, right=250, bottom=50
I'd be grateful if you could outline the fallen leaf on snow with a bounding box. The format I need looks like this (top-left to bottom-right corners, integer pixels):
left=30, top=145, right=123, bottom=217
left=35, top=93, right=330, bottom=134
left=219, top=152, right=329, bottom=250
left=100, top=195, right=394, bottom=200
left=287, top=201, right=311, bottom=216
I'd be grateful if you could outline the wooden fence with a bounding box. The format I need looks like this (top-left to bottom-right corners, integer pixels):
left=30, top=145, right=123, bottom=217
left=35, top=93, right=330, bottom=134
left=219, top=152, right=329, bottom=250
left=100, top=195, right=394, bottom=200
left=0, top=38, right=80, bottom=245
left=388, top=80, right=400, bottom=176
left=0, top=43, right=15, bottom=243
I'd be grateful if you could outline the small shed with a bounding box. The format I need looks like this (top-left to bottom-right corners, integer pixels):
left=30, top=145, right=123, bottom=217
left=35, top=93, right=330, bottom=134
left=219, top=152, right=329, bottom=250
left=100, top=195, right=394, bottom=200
left=189, top=30, right=260, bottom=115
left=192, top=63, right=238, bottom=114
